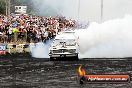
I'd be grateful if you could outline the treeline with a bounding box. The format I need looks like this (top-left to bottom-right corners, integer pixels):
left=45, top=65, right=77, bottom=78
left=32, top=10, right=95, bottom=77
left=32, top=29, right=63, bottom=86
left=0, top=0, right=6, bottom=14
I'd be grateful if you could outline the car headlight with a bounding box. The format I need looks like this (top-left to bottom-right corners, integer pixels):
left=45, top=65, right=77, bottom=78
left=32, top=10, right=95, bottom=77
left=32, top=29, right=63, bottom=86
left=50, top=50, right=53, bottom=53
left=68, top=49, right=76, bottom=53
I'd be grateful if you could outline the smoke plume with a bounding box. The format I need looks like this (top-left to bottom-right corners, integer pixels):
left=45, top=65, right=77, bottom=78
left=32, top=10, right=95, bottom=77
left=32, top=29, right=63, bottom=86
left=30, top=41, right=52, bottom=58
left=31, top=0, right=78, bottom=19
left=76, top=15, right=132, bottom=58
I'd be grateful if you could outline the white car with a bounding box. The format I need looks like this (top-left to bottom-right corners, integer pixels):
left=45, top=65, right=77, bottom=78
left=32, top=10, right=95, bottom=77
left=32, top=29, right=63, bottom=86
left=49, top=30, right=79, bottom=60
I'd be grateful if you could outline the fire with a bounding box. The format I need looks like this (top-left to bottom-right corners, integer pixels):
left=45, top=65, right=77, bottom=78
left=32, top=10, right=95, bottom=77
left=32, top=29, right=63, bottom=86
left=78, top=65, right=86, bottom=76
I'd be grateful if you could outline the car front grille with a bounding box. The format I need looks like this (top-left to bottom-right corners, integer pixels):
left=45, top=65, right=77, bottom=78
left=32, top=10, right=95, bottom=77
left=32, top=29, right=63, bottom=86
left=53, top=49, right=76, bottom=53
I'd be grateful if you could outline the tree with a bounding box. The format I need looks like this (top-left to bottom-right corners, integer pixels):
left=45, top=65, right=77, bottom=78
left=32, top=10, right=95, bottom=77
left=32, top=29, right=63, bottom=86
left=0, top=0, right=6, bottom=14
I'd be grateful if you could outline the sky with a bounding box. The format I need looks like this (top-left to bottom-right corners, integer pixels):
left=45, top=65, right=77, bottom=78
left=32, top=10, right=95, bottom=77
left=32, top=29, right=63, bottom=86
left=32, top=0, right=132, bottom=22
left=80, top=0, right=132, bottom=22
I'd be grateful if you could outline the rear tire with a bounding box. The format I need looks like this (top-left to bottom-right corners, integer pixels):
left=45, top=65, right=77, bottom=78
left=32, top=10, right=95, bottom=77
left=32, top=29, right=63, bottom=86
left=75, top=54, right=79, bottom=60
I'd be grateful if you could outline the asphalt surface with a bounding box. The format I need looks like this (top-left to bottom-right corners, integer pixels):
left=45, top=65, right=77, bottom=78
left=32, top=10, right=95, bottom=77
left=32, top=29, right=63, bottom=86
left=0, top=58, right=132, bottom=88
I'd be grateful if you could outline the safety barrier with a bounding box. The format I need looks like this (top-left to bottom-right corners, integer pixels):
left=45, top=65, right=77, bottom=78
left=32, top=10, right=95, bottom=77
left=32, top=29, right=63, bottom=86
left=0, top=43, right=30, bottom=55
left=0, top=44, right=6, bottom=55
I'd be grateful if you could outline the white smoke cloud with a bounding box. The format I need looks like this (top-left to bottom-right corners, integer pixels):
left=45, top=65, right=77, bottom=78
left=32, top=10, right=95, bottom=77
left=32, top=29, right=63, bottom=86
left=31, top=0, right=132, bottom=22
left=31, top=0, right=78, bottom=19
left=76, top=15, right=132, bottom=58
left=30, top=41, right=51, bottom=58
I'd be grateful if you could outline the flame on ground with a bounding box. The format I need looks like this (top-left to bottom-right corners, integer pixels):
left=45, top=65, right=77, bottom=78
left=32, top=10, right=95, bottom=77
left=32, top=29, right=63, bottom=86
left=78, top=65, right=86, bottom=76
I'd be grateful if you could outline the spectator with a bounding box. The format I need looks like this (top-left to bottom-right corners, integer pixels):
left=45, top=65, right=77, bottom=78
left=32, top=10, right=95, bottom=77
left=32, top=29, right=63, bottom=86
left=0, top=14, right=76, bottom=43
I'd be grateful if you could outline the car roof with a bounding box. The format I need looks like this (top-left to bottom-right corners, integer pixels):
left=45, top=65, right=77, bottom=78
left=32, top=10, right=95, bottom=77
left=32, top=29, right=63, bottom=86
left=55, top=31, right=76, bottom=40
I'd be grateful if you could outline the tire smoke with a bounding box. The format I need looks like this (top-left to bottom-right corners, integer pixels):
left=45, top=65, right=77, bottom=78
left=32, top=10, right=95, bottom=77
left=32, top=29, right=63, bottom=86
left=30, top=40, right=52, bottom=58
left=76, top=15, right=132, bottom=58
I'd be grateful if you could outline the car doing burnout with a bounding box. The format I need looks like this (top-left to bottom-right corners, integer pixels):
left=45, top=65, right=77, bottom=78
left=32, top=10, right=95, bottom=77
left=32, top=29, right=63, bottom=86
left=49, top=30, right=79, bottom=60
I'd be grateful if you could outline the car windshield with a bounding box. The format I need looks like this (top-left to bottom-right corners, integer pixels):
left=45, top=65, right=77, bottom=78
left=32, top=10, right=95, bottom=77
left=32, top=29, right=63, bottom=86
left=53, top=39, right=76, bottom=46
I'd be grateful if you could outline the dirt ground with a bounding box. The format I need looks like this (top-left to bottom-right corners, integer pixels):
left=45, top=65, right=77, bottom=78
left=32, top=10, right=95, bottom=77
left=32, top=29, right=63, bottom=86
left=0, top=58, right=132, bottom=88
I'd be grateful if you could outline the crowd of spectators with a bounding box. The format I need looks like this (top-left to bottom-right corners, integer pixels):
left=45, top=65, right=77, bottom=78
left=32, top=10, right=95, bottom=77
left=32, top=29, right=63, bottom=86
left=0, top=14, right=76, bottom=43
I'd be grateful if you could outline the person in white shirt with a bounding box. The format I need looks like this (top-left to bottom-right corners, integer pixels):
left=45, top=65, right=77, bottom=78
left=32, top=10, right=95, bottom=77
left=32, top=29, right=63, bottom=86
left=8, top=27, right=13, bottom=42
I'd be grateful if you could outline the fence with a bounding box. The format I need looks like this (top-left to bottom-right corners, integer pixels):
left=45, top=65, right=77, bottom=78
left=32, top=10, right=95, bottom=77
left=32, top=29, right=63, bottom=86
left=0, top=43, right=30, bottom=55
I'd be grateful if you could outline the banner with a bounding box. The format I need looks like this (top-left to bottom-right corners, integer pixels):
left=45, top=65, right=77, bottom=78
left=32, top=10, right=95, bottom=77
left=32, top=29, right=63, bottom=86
left=16, top=44, right=24, bottom=53
left=0, top=45, right=6, bottom=55
left=0, top=43, right=30, bottom=54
